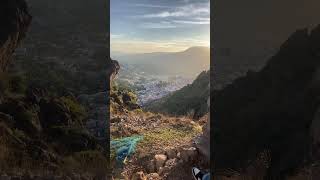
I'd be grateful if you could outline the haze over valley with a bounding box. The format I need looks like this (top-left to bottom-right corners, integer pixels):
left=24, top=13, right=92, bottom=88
left=112, top=46, right=210, bottom=105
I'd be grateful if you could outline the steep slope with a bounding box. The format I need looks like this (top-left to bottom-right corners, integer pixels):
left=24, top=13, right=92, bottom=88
left=145, top=71, right=210, bottom=119
left=212, top=26, right=320, bottom=178
left=0, top=0, right=31, bottom=72
left=0, top=0, right=117, bottom=178
left=213, top=0, right=320, bottom=91
left=11, top=0, right=110, bottom=96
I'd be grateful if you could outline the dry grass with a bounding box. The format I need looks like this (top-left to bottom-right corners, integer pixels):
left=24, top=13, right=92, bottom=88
left=136, top=121, right=202, bottom=155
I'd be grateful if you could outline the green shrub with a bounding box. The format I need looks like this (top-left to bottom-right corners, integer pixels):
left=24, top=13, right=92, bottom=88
left=60, top=96, right=87, bottom=126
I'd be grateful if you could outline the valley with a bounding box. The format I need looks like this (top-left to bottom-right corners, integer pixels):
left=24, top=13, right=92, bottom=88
left=115, top=63, right=194, bottom=105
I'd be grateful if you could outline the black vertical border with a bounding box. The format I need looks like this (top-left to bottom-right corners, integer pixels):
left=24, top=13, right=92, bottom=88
left=106, top=0, right=111, bottom=178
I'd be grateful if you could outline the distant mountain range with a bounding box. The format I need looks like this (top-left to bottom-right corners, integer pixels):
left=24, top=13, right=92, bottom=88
left=114, top=46, right=210, bottom=76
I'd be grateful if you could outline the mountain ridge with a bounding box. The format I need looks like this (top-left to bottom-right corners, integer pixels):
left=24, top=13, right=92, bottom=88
left=115, top=46, right=210, bottom=76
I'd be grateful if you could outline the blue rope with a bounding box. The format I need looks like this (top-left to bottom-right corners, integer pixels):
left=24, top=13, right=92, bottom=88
left=111, top=136, right=143, bottom=163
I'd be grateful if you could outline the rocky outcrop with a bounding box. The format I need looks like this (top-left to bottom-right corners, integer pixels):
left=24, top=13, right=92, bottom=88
left=213, top=25, right=320, bottom=177
left=0, top=0, right=31, bottom=72
left=0, top=0, right=115, bottom=175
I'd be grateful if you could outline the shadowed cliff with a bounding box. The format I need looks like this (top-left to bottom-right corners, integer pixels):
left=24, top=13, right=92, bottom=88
left=0, top=0, right=118, bottom=177
left=0, top=0, right=31, bottom=72
left=213, top=25, right=320, bottom=178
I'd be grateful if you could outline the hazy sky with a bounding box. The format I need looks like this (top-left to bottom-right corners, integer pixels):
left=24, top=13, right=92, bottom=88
left=111, top=0, right=210, bottom=56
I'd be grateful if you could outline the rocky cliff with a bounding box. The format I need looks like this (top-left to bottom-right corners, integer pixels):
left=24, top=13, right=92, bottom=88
left=0, top=0, right=31, bottom=72
left=213, top=25, right=320, bottom=178
left=0, top=0, right=118, bottom=177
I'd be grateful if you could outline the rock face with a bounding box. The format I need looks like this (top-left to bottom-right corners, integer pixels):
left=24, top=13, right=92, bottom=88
left=0, top=0, right=31, bottom=72
left=0, top=0, right=116, bottom=176
left=213, top=26, right=320, bottom=177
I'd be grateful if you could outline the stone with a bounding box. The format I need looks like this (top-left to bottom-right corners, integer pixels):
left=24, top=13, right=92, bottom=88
left=180, top=147, right=198, bottom=162
left=146, top=173, right=160, bottom=180
left=177, top=152, right=181, bottom=159
left=154, top=154, right=167, bottom=171
left=158, top=166, right=170, bottom=176
left=165, top=149, right=176, bottom=159
left=165, top=158, right=177, bottom=167
left=131, top=171, right=146, bottom=180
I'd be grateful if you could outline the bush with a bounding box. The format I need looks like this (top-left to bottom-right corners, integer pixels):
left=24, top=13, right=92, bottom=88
left=60, top=96, right=87, bottom=126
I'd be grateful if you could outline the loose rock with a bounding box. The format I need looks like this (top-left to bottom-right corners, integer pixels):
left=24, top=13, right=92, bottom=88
left=154, top=154, right=167, bottom=171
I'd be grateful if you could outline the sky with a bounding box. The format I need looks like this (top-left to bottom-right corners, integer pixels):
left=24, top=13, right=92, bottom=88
left=110, top=0, right=210, bottom=56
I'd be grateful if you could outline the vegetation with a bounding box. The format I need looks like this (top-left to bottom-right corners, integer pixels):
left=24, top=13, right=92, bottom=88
left=60, top=96, right=88, bottom=127
left=145, top=71, right=209, bottom=119
left=138, top=125, right=202, bottom=150
left=110, top=82, right=140, bottom=114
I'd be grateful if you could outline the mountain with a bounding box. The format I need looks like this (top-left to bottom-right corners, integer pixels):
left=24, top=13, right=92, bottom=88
left=145, top=71, right=210, bottom=119
left=212, top=26, right=320, bottom=178
left=11, top=0, right=112, bottom=96
left=0, top=0, right=31, bottom=72
left=212, top=0, right=320, bottom=91
left=0, top=0, right=118, bottom=178
left=116, top=46, right=210, bottom=76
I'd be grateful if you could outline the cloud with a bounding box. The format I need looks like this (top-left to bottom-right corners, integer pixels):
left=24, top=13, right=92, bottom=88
left=110, top=34, right=124, bottom=39
left=139, top=22, right=177, bottom=29
left=132, top=3, right=171, bottom=8
left=173, top=20, right=210, bottom=25
left=141, top=2, right=209, bottom=18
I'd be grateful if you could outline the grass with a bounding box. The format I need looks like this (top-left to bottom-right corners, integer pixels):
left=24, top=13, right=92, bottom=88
left=137, top=123, right=202, bottom=153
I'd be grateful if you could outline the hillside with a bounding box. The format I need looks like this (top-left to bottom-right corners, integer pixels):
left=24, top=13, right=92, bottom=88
left=115, top=46, right=210, bottom=76
left=212, top=26, right=320, bottom=179
left=11, top=0, right=111, bottom=96
left=145, top=71, right=210, bottom=119
left=0, top=0, right=117, bottom=178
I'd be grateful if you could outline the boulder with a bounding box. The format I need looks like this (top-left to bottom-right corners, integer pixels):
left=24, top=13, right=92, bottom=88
left=180, top=147, right=197, bottom=162
left=154, top=154, right=167, bottom=171
left=164, top=158, right=177, bottom=168
left=146, top=173, right=160, bottom=180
